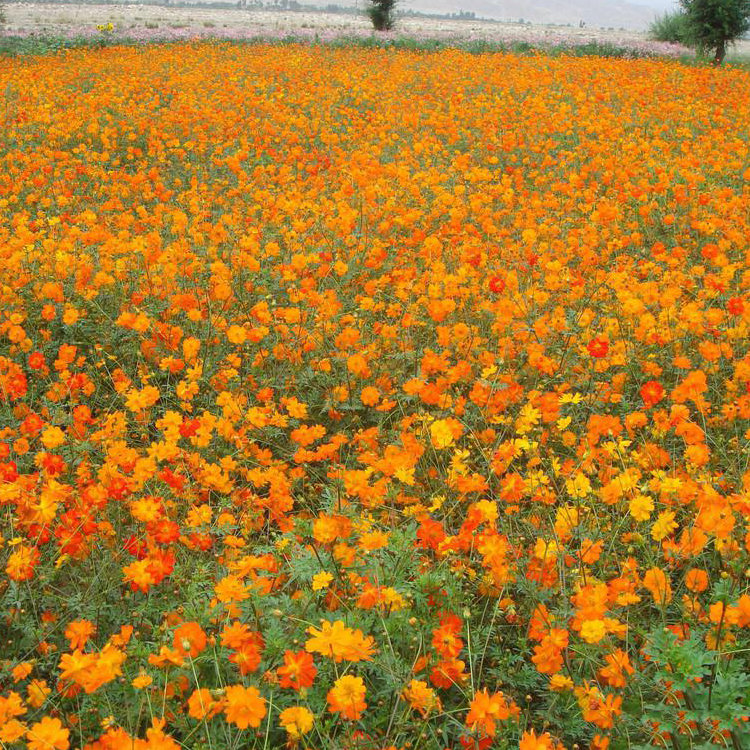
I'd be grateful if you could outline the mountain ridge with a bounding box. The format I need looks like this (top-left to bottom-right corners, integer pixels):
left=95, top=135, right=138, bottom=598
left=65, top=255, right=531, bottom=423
left=397, top=0, right=665, bottom=29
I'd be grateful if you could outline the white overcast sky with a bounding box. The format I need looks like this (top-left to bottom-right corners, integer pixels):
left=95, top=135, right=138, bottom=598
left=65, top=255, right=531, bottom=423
left=637, top=0, right=678, bottom=8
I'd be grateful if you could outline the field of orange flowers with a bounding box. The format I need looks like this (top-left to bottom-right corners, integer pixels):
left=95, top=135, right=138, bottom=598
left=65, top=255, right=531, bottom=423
left=2, top=41, right=750, bottom=750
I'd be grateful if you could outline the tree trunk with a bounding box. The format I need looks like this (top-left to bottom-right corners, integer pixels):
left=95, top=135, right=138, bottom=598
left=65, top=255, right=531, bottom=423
left=714, top=39, right=726, bottom=65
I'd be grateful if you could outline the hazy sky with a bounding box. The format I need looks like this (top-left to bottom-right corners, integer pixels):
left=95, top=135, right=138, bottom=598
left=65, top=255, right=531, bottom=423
left=636, top=0, right=678, bottom=8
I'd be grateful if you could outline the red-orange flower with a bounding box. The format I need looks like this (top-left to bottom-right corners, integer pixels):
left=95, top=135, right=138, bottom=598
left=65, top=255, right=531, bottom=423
left=278, top=650, right=317, bottom=690
left=173, top=622, right=207, bottom=659
left=640, top=380, right=664, bottom=408
left=587, top=338, right=609, bottom=358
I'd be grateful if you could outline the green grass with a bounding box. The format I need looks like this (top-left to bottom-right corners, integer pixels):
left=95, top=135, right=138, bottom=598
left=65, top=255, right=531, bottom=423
left=0, top=33, right=115, bottom=56
left=307, top=35, right=668, bottom=58
left=726, top=52, right=750, bottom=69
left=0, top=31, right=699, bottom=62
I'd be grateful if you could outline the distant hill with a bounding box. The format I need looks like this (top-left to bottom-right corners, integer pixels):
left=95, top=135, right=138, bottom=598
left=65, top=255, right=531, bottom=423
left=398, top=0, right=663, bottom=29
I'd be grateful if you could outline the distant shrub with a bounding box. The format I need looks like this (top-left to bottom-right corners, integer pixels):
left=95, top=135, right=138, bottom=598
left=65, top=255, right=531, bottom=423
left=365, top=0, right=396, bottom=31
left=649, top=10, right=693, bottom=44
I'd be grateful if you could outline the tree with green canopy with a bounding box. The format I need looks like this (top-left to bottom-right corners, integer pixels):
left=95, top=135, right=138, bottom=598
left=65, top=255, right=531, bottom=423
left=680, top=0, right=750, bottom=63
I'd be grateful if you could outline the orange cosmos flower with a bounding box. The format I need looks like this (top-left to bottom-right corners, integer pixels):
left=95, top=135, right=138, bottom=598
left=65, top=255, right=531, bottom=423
left=360, top=386, right=380, bottom=406
left=64, top=619, right=96, bottom=650
left=26, top=717, right=69, bottom=750
left=531, top=629, right=569, bottom=675
left=402, top=679, right=441, bottom=717
left=580, top=619, right=607, bottom=644
left=430, top=657, right=469, bottom=689
left=586, top=338, right=609, bottom=358
left=430, top=418, right=460, bottom=449
left=12, top=662, right=33, bottom=682
left=575, top=683, right=622, bottom=729
left=685, top=568, right=709, bottom=593
left=143, top=718, right=180, bottom=750
left=173, top=622, right=207, bottom=659
left=223, top=684, right=267, bottom=729
left=488, top=275, right=505, bottom=294
left=6, top=545, right=40, bottom=582
left=278, top=650, right=317, bottom=690
left=347, top=353, right=370, bottom=378
left=432, top=614, right=464, bottom=658
left=132, top=671, right=153, bottom=689
left=599, top=649, right=635, bottom=688
left=279, top=706, right=314, bottom=738
left=327, top=674, right=367, bottom=720
left=26, top=679, right=50, bottom=708
left=122, top=560, right=156, bottom=593
left=187, top=688, right=219, bottom=720
left=305, top=620, right=375, bottom=663
left=519, top=729, right=564, bottom=750
left=465, top=689, right=517, bottom=737
left=727, top=296, right=744, bottom=316
left=28, top=352, right=46, bottom=370
left=228, top=640, right=262, bottom=675
left=639, top=380, right=664, bottom=408
left=59, top=649, right=98, bottom=686
left=226, top=325, right=247, bottom=345
left=642, top=567, right=672, bottom=604
left=220, top=621, right=254, bottom=649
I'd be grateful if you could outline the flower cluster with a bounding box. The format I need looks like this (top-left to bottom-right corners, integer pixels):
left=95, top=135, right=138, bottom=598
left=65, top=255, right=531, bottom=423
left=1, top=41, right=750, bottom=750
